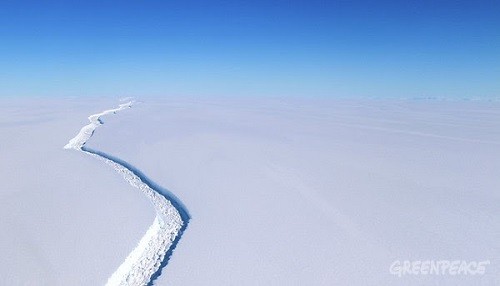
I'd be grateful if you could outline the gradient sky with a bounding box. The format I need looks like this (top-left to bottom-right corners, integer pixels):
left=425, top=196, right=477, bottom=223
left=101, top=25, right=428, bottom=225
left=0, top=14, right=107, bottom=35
left=1, top=0, right=499, bottom=98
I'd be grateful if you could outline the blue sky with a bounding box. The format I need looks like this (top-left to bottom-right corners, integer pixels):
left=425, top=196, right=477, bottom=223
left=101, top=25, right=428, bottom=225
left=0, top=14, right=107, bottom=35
left=1, top=0, right=499, bottom=98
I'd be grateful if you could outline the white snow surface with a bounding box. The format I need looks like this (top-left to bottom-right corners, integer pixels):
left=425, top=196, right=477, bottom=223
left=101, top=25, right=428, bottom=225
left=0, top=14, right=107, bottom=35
left=1, top=96, right=499, bottom=285
left=0, top=98, right=155, bottom=285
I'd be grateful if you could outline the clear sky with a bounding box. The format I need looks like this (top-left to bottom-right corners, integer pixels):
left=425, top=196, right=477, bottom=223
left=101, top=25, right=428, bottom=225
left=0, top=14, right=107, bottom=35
left=1, top=0, right=499, bottom=98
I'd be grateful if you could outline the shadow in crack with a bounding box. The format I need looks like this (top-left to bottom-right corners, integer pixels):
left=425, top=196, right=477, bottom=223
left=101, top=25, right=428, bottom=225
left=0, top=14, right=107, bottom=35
left=82, top=146, right=190, bottom=284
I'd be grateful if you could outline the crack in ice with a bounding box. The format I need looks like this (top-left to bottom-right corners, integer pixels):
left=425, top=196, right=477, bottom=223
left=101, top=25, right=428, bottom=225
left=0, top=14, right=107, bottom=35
left=64, top=101, right=189, bottom=285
